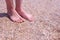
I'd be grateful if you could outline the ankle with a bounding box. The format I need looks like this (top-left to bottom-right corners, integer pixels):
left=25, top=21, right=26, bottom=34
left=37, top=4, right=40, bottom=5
left=7, top=8, right=15, bottom=12
left=15, top=8, right=21, bottom=11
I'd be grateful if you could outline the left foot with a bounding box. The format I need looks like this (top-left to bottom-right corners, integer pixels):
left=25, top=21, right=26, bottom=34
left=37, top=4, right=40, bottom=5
left=16, top=9, right=34, bottom=22
left=7, top=9, right=24, bottom=23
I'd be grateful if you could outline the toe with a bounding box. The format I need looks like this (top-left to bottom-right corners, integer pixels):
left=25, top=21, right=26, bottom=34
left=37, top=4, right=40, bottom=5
left=17, top=19, right=23, bottom=23
left=19, top=18, right=24, bottom=23
left=28, top=17, right=34, bottom=22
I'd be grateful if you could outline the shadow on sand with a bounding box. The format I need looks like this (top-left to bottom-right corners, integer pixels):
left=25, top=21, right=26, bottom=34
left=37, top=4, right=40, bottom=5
left=0, top=13, right=8, bottom=17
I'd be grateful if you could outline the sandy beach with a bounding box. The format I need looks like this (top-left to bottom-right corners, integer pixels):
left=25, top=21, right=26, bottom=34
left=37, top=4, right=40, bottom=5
left=0, top=0, right=60, bottom=40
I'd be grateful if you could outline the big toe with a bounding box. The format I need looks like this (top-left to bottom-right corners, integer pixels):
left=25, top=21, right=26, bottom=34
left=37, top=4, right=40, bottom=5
left=18, top=18, right=24, bottom=23
left=28, top=15, right=34, bottom=22
left=25, top=14, right=34, bottom=22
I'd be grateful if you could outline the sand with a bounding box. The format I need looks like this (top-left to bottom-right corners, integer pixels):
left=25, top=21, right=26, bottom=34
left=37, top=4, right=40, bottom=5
left=0, top=0, right=60, bottom=40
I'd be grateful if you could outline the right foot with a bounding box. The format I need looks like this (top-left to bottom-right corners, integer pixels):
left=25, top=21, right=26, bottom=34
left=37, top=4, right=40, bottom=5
left=16, top=9, right=34, bottom=22
left=7, top=9, right=24, bottom=23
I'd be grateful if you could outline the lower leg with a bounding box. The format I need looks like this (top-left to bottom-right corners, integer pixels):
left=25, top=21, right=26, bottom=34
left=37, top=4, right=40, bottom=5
left=5, top=0, right=14, bottom=11
left=5, top=0, right=24, bottom=22
left=15, top=0, right=22, bottom=10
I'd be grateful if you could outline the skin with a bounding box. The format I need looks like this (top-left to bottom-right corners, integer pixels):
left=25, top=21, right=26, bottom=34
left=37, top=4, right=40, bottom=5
left=5, top=0, right=33, bottom=23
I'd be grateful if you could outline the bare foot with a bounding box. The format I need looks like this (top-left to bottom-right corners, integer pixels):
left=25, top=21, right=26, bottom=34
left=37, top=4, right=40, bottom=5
left=7, top=9, right=24, bottom=23
left=16, top=9, right=34, bottom=22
